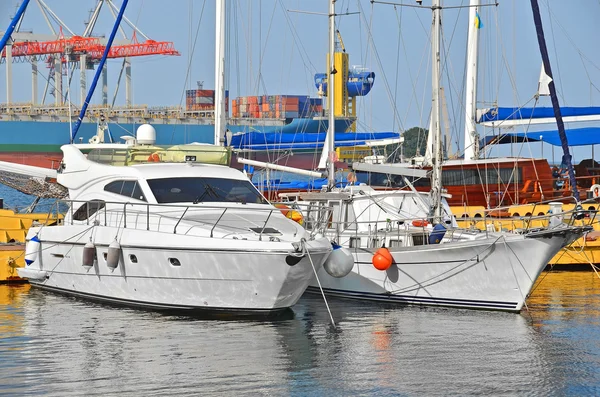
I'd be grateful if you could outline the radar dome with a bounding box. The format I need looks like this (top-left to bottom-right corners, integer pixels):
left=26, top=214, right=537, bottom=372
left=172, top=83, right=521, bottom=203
left=136, top=124, right=156, bottom=145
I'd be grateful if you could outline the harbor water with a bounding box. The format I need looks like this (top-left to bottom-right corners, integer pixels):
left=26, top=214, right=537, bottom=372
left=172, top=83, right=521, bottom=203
left=2, top=187, right=600, bottom=395
left=1, top=272, right=600, bottom=396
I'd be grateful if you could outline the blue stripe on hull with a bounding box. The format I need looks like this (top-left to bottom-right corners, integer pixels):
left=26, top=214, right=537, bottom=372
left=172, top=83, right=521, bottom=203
left=306, top=286, right=520, bottom=312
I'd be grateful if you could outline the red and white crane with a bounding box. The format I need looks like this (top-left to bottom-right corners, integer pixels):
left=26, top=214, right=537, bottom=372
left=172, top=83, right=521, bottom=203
left=1, top=0, right=180, bottom=107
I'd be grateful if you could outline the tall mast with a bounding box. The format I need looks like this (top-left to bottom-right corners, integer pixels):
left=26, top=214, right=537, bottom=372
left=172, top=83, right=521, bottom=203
left=318, top=0, right=337, bottom=188
left=214, top=0, right=226, bottom=146
left=463, top=0, right=480, bottom=160
left=430, top=0, right=443, bottom=223
left=529, top=0, right=578, bottom=201
left=0, top=0, right=30, bottom=53
left=327, top=0, right=336, bottom=188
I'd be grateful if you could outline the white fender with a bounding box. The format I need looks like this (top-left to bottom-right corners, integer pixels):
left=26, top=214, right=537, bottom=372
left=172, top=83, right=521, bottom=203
left=17, top=267, right=47, bottom=280
left=24, top=235, right=41, bottom=266
left=323, top=244, right=354, bottom=278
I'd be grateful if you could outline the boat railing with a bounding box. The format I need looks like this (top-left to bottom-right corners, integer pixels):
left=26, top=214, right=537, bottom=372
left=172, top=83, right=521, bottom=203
left=276, top=200, right=597, bottom=244
left=458, top=206, right=598, bottom=235
left=57, top=199, right=282, bottom=241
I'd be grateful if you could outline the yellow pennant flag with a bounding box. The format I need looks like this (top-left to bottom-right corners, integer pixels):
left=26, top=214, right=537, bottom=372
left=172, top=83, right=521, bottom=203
left=475, top=12, right=483, bottom=29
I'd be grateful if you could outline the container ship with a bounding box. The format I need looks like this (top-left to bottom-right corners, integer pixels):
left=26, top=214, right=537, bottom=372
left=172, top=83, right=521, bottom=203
left=0, top=88, right=355, bottom=169
left=0, top=1, right=379, bottom=171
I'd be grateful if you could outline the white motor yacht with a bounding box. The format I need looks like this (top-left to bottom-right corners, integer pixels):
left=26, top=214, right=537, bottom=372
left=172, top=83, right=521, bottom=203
left=18, top=145, right=332, bottom=316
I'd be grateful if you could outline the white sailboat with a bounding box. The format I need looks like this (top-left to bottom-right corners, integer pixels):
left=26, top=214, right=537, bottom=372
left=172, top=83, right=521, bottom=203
left=277, top=0, right=592, bottom=312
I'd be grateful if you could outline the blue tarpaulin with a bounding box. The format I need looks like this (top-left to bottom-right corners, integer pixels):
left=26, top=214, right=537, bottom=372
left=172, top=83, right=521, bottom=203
left=478, top=107, right=600, bottom=123
left=227, top=131, right=399, bottom=151
left=481, top=127, right=600, bottom=147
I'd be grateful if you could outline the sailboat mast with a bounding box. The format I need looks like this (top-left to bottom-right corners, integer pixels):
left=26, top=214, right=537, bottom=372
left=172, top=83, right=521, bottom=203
left=529, top=0, right=579, bottom=201
left=430, top=0, right=443, bottom=223
left=327, top=0, right=336, bottom=188
left=214, top=0, right=226, bottom=146
left=463, top=0, right=480, bottom=161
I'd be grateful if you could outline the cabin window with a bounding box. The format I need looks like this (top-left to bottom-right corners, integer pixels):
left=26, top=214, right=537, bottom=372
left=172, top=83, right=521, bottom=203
left=344, top=204, right=357, bottom=230
left=147, top=177, right=268, bottom=204
left=442, top=169, right=479, bottom=186
left=438, top=167, right=523, bottom=186
left=412, top=234, right=427, bottom=246
left=104, top=180, right=147, bottom=201
left=72, top=200, right=105, bottom=221
left=479, top=167, right=522, bottom=185
left=329, top=202, right=342, bottom=229
left=354, top=171, right=405, bottom=187
left=389, top=239, right=403, bottom=248
left=370, top=238, right=380, bottom=248
left=349, top=237, right=361, bottom=248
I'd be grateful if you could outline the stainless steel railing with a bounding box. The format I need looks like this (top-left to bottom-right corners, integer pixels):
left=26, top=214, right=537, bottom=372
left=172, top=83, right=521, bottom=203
left=55, top=199, right=281, bottom=241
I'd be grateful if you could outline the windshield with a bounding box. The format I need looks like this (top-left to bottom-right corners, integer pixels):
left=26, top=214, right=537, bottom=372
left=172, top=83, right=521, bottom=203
left=147, top=177, right=268, bottom=204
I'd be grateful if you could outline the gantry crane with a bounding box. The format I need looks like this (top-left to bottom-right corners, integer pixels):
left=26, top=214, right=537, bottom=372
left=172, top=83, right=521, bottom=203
left=1, top=0, right=180, bottom=107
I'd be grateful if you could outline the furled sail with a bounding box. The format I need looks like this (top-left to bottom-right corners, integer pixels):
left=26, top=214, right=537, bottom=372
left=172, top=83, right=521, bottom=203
left=227, top=131, right=400, bottom=152
left=481, top=127, right=600, bottom=148
left=477, top=106, right=600, bottom=127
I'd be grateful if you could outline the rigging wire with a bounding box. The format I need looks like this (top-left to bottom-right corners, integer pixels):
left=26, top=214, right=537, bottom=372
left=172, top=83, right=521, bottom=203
left=169, top=0, right=207, bottom=145
left=356, top=1, right=404, bottom=133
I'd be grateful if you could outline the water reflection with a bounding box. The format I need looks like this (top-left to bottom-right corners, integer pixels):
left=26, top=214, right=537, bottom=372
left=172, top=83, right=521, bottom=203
left=0, top=272, right=598, bottom=395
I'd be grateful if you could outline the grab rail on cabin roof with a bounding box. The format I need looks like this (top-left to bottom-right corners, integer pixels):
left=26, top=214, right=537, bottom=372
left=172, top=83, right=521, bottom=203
left=59, top=199, right=278, bottom=240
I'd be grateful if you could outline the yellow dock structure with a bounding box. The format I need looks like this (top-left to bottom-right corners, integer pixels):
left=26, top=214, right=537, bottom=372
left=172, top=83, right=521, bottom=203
left=0, top=208, right=62, bottom=283
left=451, top=202, right=600, bottom=268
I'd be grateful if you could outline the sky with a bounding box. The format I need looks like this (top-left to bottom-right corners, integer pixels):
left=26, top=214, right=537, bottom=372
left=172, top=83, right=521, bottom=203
left=1, top=0, right=600, bottom=162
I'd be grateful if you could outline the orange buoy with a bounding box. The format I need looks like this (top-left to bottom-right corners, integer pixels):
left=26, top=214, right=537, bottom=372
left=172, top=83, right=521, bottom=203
left=274, top=204, right=304, bottom=225
left=372, top=247, right=393, bottom=271
left=287, top=209, right=304, bottom=225
left=412, top=219, right=429, bottom=227
left=274, top=203, right=290, bottom=216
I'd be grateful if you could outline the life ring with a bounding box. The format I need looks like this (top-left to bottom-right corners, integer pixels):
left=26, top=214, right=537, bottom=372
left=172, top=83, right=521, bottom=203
left=147, top=152, right=160, bottom=162
left=412, top=219, right=429, bottom=227
left=591, top=184, right=600, bottom=199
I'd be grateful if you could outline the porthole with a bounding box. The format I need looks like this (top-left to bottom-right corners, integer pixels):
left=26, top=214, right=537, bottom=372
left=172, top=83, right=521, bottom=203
left=129, top=254, right=138, bottom=263
left=169, top=258, right=181, bottom=267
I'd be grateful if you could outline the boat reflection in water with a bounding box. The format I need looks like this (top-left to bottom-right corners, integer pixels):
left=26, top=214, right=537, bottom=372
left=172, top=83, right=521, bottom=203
left=0, top=284, right=30, bottom=336
left=527, top=271, right=600, bottom=320
left=1, top=272, right=599, bottom=395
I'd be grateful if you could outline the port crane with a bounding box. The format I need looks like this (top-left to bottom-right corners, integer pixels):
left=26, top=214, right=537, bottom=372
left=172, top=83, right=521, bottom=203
left=1, top=0, right=180, bottom=108
left=313, top=29, right=376, bottom=161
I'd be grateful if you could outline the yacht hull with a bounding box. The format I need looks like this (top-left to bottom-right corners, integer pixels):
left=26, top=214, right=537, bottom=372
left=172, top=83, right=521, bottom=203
left=20, top=225, right=331, bottom=314
left=308, top=227, right=585, bottom=312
